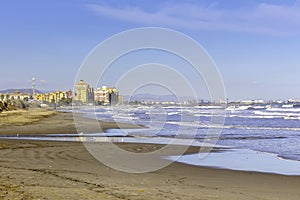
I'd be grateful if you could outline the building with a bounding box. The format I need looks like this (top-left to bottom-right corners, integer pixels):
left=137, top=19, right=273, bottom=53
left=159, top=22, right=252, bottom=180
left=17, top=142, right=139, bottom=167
left=108, top=87, right=119, bottom=105
left=94, top=86, right=109, bottom=104
left=94, top=86, right=120, bottom=105
left=66, top=90, right=73, bottom=99
left=35, top=90, right=73, bottom=104
left=0, top=91, right=31, bottom=101
left=75, top=80, right=94, bottom=104
left=35, top=93, right=45, bottom=102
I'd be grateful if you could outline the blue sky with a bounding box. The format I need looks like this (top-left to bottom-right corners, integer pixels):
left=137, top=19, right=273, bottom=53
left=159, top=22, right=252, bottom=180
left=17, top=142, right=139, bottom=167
left=1, top=0, right=300, bottom=100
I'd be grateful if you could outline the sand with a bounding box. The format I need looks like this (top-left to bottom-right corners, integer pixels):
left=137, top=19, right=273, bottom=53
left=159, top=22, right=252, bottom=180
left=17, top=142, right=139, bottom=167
left=0, top=109, right=56, bottom=127
left=0, top=109, right=299, bottom=199
left=0, top=108, right=145, bottom=135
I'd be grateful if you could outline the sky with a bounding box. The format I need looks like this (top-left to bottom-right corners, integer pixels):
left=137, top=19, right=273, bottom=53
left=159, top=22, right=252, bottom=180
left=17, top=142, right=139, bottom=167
left=1, top=0, right=300, bottom=100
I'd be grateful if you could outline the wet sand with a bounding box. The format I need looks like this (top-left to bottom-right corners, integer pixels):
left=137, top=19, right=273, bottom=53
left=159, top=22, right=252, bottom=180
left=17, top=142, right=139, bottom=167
left=0, top=109, right=299, bottom=199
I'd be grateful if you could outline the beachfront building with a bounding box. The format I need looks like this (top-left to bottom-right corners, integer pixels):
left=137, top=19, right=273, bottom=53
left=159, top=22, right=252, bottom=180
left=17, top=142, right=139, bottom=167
left=108, top=87, right=119, bottom=105
left=94, top=86, right=109, bottom=104
left=37, top=91, right=62, bottom=103
left=35, top=90, right=73, bottom=104
left=66, top=90, right=73, bottom=99
left=0, top=91, right=31, bottom=101
left=94, top=86, right=120, bottom=105
left=12, top=91, right=31, bottom=101
left=35, top=93, right=45, bottom=102
left=75, top=80, right=94, bottom=104
left=51, top=91, right=66, bottom=103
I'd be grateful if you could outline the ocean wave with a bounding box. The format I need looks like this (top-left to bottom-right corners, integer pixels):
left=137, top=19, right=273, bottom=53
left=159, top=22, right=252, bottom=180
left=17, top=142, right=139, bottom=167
left=166, top=121, right=300, bottom=131
left=196, top=105, right=225, bottom=109
left=111, top=114, right=138, bottom=120
left=283, top=116, right=300, bottom=120
left=254, top=111, right=300, bottom=117
left=167, top=112, right=180, bottom=116
left=226, top=105, right=251, bottom=111
left=228, top=115, right=283, bottom=119
left=266, top=107, right=300, bottom=112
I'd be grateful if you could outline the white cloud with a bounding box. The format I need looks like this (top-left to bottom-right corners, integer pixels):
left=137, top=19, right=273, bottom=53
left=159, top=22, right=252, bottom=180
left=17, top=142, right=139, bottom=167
left=86, top=1, right=300, bottom=36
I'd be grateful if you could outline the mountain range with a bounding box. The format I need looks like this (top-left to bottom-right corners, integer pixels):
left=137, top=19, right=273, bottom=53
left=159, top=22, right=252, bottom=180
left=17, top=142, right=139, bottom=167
left=0, top=88, right=43, bottom=95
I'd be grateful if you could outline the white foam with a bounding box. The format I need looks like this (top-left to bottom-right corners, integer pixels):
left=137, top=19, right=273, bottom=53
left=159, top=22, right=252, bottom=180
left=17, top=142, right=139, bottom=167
left=165, top=149, right=300, bottom=175
left=167, top=112, right=180, bottom=116
left=283, top=116, right=300, bottom=120
left=254, top=110, right=300, bottom=117
left=282, top=104, right=294, bottom=108
left=166, top=121, right=300, bottom=131
left=111, top=114, right=138, bottom=120
left=229, top=114, right=282, bottom=119
left=197, top=106, right=224, bottom=109
left=252, top=106, right=266, bottom=109
left=226, top=106, right=251, bottom=111
left=266, top=107, right=300, bottom=112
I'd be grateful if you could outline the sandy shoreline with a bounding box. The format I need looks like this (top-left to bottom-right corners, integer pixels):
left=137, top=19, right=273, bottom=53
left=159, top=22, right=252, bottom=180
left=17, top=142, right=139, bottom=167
left=0, top=109, right=145, bottom=135
left=0, top=140, right=299, bottom=200
left=0, top=109, right=300, bottom=199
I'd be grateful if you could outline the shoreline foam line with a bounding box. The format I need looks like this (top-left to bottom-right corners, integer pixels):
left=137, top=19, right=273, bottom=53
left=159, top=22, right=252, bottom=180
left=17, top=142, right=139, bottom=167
left=165, top=148, right=300, bottom=176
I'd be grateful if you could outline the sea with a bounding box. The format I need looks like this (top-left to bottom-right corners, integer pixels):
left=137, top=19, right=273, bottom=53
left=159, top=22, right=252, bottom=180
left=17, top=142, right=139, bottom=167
left=83, top=104, right=300, bottom=161
left=80, top=104, right=300, bottom=175
left=3, top=104, right=300, bottom=175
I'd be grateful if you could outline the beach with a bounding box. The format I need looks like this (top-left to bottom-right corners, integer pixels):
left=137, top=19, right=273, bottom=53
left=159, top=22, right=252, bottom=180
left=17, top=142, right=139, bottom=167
left=0, top=109, right=145, bottom=135
left=0, top=109, right=300, bottom=199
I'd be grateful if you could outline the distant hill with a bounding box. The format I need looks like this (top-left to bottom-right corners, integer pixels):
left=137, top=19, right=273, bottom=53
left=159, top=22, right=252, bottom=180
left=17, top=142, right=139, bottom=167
left=0, top=88, right=43, bottom=95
